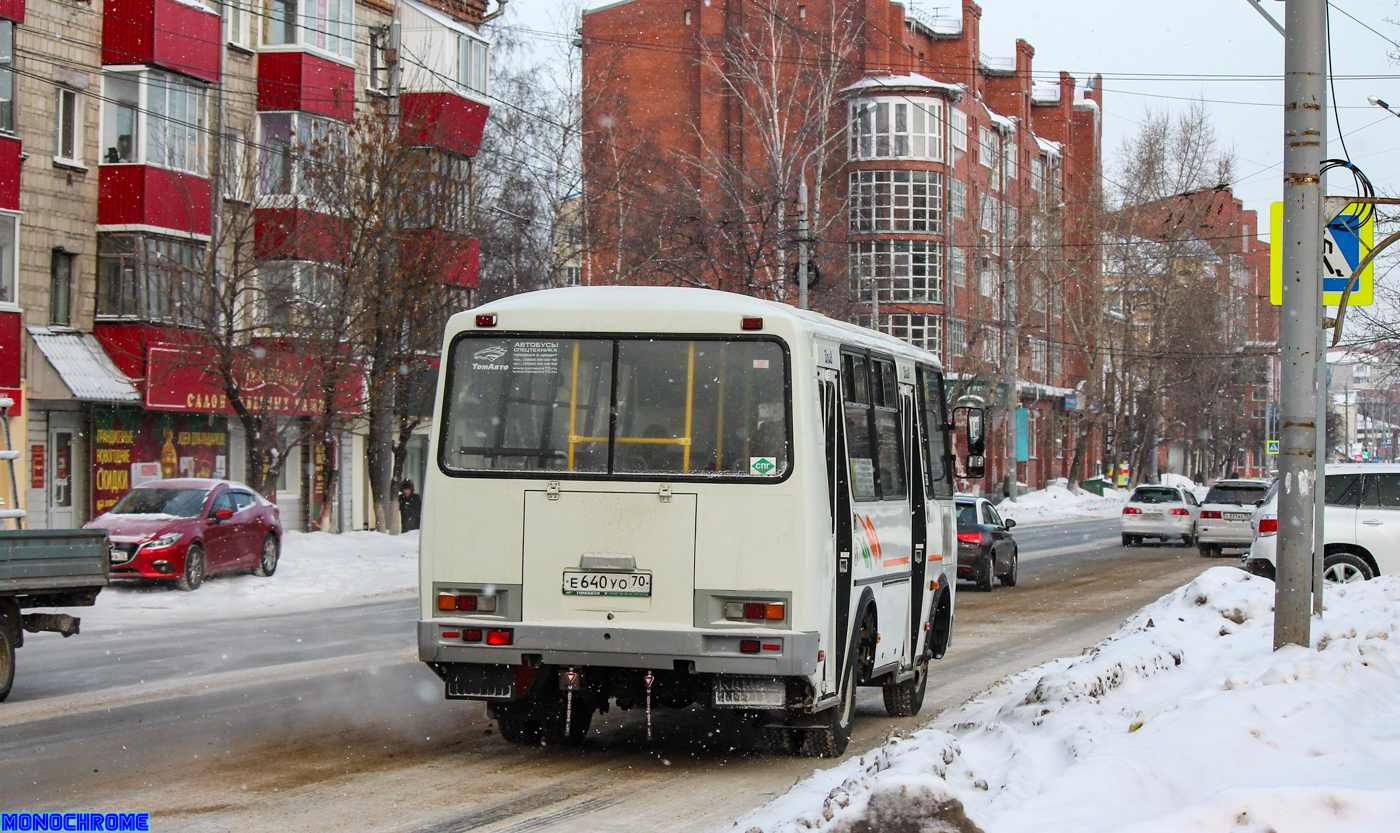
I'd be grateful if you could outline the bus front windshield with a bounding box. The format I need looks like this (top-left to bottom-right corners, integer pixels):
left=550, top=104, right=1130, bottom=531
left=440, top=336, right=790, bottom=479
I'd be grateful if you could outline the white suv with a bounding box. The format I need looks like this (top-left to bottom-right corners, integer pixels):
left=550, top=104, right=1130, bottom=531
left=1245, top=463, right=1400, bottom=583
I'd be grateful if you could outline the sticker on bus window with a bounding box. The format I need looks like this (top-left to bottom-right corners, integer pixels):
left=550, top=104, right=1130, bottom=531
left=750, top=456, right=778, bottom=476
left=753, top=359, right=770, bottom=369
left=511, top=341, right=559, bottom=374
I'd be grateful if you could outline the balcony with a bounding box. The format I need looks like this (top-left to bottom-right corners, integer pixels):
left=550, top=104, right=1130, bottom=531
left=400, top=93, right=489, bottom=158
left=258, top=52, right=355, bottom=123
left=103, top=0, right=221, bottom=82
left=98, top=166, right=211, bottom=236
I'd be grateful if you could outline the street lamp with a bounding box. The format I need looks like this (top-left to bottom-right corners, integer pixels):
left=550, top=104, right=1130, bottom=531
left=796, top=101, right=875, bottom=311
left=1368, top=95, right=1400, bottom=117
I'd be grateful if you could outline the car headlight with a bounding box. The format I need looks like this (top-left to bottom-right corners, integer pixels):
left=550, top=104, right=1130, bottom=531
left=145, top=532, right=185, bottom=550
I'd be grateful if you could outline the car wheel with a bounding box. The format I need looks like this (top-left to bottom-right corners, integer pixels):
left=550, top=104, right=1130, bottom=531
left=253, top=534, right=280, bottom=577
left=805, top=660, right=856, bottom=757
left=975, top=559, right=995, bottom=592
left=998, top=550, right=1019, bottom=588
left=0, top=615, right=15, bottom=703
left=1323, top=553, right=1372, bottom=584
left=1181, top=533, right=1195, bottom=547
left=1198, top=544, right=1219, bottom=558
left=1122, top=533, right=1135, bottom=547
left=882, top=660, right=929, bottom=717
left=175, top=544, right=205, bottom=592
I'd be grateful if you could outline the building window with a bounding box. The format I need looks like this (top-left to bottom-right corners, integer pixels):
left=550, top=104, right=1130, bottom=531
left=978, top=256, right=997, bottom=298
left=258, top=112, right=347, bottom=197
left=950, top=108, right=967, bottom=154
left=1029, top=337, right=1047, bottom=375
left=223, top=129, right=246, bottom=200
left=55, top=88, right=82, bottom=166
left=0, top=22, right=13, bottom=134
left=97, top=234, right=206, bottom=324
left=1026, top=410, right=1038, bottom=458
left=947, top=318, right=966, bottom=358
left=1050, top=343, right=1062, bottom=378
left=50, top=250, right=75, bottom=325
left=227, top=0, right=253, bottom=49
left=885, top=314, right=941, bottom=354
left=950, top=178, right=965, bottom=220
left=1031, top=156, right=1045, bottom=193
left=368, top=27, right=389, bottom=94
left=851, top=240, right=943, bottom=304
left=258, top=261, right=332, bottom=332
left=849, top=170, right=942, bottom=234
left=978, top=127, right=997, bottom=169
left=263, top=0, right=354, bottom=61
left=1004, top=139, right=1016, bottom=180
left=950, top=246, right=966, bottom=287
left=459, top=35, right=489, bottom=97
left=0, top=214, right=15, bottom=305
left=563, top=266, right=581, bottom=286
left=1252, top=407, right=1267, bottom=420
left=102, top=71, right=207, bottom=174
left=849, top=97, right=944, bottom=161
left=982, top=325, right=1001, bottom=364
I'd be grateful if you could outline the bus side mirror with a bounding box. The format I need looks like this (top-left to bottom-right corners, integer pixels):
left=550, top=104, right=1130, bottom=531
left=964, top=407, right=986, bottom=456
left=953, top=406, right=986, bottom=479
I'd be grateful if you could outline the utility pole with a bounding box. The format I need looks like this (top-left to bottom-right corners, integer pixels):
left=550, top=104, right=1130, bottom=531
left=1276, top=0, right=1326, bottom=649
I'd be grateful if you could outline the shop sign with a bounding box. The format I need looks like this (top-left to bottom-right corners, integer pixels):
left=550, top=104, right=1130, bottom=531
left=144, top=346, right=365, bottom=416
left=92, top=409, right=229, bottom=514
left=30, top=444, right=44, bottom=489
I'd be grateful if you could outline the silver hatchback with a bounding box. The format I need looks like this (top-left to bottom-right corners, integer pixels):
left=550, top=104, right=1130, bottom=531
left=1195, top=479, right=1271, bottom=558
left=1121, top=484, right=1199, bottom=546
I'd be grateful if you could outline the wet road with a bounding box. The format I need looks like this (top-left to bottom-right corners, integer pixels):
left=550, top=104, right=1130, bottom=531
left=0, top=517, right=1228, bottom=831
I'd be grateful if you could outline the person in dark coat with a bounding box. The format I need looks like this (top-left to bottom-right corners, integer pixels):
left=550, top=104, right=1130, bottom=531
left=398, top=480, right=422, bottom=531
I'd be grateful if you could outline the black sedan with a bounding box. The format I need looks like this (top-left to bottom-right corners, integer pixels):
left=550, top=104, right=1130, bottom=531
left=955, top=496, right=1019, bottom=591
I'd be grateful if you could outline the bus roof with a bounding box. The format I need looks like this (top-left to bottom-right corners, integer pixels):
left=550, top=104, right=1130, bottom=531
left=453, top=287, right=944, bottom=370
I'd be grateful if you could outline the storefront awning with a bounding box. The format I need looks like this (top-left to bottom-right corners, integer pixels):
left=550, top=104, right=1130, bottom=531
left=27, top=326, right=140, bottom=403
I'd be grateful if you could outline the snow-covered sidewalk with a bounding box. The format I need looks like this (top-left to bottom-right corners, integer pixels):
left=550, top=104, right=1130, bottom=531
left=84, top=530, right=419, bottom=628
left=738, top=568, right=1400, bottom=833
left=986, top=480, right=1128, bottom=527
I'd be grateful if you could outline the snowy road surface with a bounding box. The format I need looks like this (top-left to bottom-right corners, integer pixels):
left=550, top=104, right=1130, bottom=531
left=1, top=518, right=1218, bottom=831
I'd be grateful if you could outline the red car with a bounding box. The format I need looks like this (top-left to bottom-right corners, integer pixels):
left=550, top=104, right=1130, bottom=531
left=85, top=479, right=283, bottom=591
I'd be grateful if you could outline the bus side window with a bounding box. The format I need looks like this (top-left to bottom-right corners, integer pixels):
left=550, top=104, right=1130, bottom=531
left=870, top=359, right=906, bottom=500
left=843, top=354, right=877, bottom=500
left=920, top=368, right=953, bottom=497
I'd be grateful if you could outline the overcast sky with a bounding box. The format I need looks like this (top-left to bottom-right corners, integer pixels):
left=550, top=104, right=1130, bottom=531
left=494, top=0, right=1400, bottom=239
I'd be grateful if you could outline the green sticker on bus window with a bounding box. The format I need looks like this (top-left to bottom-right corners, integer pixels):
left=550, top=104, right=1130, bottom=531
left=750, top=456, right=777, bottom=476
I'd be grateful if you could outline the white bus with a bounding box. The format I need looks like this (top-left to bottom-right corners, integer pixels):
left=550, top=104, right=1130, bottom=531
left=418, top=287, right=984, bottom=756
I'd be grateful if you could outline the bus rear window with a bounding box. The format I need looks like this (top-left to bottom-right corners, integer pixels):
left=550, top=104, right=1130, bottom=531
left=440, top=336, right=790, bottom=479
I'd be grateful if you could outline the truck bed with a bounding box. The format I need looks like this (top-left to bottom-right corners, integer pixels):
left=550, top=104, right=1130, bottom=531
left=0, top=530, right=109, bottom=600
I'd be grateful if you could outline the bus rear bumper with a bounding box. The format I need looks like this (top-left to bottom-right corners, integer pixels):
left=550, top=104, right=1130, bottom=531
left=418, top=619, right=820, bottom=677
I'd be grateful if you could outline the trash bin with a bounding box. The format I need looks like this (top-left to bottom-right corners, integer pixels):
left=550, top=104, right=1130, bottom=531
left=1079, top=478, right=1107, bottom=497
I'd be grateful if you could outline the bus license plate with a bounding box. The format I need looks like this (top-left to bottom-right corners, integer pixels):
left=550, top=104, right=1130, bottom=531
left=562, top=570, right=652, bottom=597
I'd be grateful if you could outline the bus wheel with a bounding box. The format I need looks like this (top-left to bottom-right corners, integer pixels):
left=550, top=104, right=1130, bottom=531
left=805, top=669, right=855, bottom=758
left=496, top=715, right=542, bottom=745
left=882, top=661, right=928, bottom=718
left=762, top=725, right=801, bottom=755
left=0, top=615, right=15, bottom=703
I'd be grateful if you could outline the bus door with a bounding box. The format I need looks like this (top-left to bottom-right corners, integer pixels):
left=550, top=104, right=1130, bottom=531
left=903, top=381, right=928, bottom=663
left=818, top=367, right=846, bottom=693
left=841, top=352, right=912, bottom=673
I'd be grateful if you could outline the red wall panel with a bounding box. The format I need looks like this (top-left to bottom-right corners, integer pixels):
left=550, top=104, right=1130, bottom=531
left=0, top=0, right=25, bottom=25
left=98, top=165, right=212, bottom=235
left=0, top=309, right=20, bottom=388
left=0, top=134, right=21, bottom=212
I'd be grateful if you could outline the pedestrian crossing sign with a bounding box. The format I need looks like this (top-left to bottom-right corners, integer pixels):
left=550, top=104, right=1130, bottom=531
left=1270, top=201, right=1373, bottom=306
left=1267, top=440, right=1280, bottom=455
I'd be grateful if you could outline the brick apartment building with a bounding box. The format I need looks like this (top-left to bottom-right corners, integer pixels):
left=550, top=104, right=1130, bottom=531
left=1107, top=187, right=1279, bottom=479
left=0, top=0, right=494, bottom=530
left=579, top=0, right=1106, bottom=490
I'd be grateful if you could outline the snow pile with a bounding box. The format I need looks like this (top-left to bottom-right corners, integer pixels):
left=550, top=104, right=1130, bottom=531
left=88, top=530, right=419, bottom=626
left=738, top=568, right=1400, bottom=833
left=1160, top=472, right=1211, bottom=500
left=992, top=479, right=1127, bottom=526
